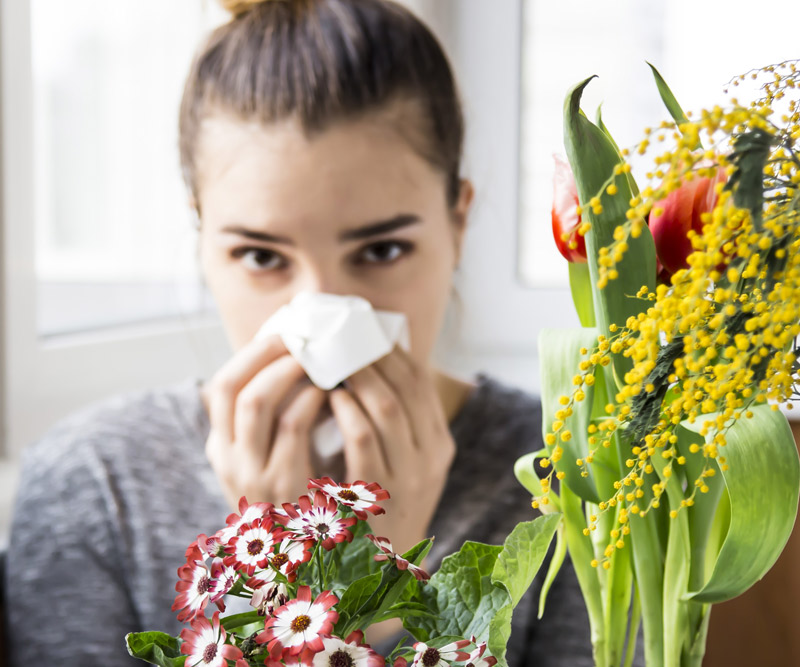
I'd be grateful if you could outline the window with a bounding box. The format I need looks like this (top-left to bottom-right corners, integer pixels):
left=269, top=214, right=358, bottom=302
left=31, top=0, right=228, bottom=336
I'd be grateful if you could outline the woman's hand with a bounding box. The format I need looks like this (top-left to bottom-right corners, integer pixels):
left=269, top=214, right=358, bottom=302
left=329, top=345, right=456, bottom=555
left=202, top=334, right=328, bottom=509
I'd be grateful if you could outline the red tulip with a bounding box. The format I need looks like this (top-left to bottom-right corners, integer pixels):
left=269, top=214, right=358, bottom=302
left=648, top=167, right=727, bottom=276
left=551, top=155, right=587, bottom=263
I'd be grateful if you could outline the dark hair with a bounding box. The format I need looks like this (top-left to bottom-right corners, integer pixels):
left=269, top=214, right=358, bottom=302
left=179, top=0, right=465, bottom=211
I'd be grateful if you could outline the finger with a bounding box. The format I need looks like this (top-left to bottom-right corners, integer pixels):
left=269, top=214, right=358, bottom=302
left=268, top=385, right=328, bottom=474
left=374, top=346, right=448, bottom=448
left=233, top=355, right=308, bottom=468
left=329, top=388, right=390, bottom=478
left=205, top=334, right=289, bottom=442
left=347, top=364, right=416, bottom=453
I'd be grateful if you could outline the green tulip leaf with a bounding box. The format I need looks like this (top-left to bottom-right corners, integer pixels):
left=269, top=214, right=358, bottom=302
left=647, top=62, right=700, bottom=151
left=682, top=405, right=800, bottom=602
left=568, top=261, right=596, bottom=328
left=563, top=77, right=657, bottom=383
left=538, top=327, right=603, bottom=503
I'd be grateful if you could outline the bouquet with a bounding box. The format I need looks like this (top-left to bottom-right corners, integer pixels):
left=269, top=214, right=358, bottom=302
left=126, top=478, right=561, bottom=667
left=515, top=61, right=800, bottom=667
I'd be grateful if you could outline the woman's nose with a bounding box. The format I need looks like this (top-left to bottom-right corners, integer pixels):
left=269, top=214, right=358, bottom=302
left=295, top=266, right=353, bottom=298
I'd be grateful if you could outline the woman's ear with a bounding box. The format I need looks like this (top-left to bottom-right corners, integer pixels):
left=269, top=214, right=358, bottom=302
left=451, top=178, right=475, bottom=268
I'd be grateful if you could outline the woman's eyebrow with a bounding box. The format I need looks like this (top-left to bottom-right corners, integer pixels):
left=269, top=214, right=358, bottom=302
left=220, top=214, right=420, bottom=245
left=220, top=225, right=294, bottom=245
left=338, top=214, right=421, bottom=241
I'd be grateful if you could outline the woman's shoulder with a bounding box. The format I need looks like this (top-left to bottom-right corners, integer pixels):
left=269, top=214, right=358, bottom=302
left=21, top=376, right=209, bottom=475
left=450, top=372, right=543, bottom=457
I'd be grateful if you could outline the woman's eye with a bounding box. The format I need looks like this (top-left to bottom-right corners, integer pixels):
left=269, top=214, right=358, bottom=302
left=357, top=240, right=413, bottom=265
left=230, top=247, right=285, bottom=272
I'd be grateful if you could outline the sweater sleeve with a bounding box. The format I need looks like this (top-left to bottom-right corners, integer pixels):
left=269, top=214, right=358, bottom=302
left=6, top=425, right=142, bottom=666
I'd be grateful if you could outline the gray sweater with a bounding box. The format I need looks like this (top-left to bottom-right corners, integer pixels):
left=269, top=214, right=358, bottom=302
left=5, top=373, right=610, bottom=666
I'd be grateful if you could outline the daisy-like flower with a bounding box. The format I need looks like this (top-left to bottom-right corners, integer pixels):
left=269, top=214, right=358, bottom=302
left=219, top=496, right=274, bottom=544
left=250, top=579, right=289, bottom=617
left=179, top=611, right=246, bottom=667
left=208, top=558, right=236, bottom=605
left=173, top=545, right=225, bottom=622
left=270, top=537, right=313, bottom=580
left=224, top=517, right=285, bottom=576
left=365, top=535, right=431, bottom=581
left=308, top=478, right=390, bottom=521
left=256, top=585, right=339, bottom=660
left=311, top=630, right=384, bottom=667
left=410, top=640, right=471, bottom=667
left=464, top=639, right=497, bottom=667
left=281, top=492, right=357, bottom=550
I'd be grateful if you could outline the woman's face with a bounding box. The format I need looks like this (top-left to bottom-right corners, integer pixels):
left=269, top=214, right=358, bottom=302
left=195, top=108, right=473, bottom=367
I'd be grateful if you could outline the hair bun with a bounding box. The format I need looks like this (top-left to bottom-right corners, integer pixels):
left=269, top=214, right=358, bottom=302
left=219, top=0, right=280, bottom=17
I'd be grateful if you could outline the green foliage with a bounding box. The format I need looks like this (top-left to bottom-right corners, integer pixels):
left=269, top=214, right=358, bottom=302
left=125, top=632, right=185, bottom=667
left=683, top=405, right=800, bottom=603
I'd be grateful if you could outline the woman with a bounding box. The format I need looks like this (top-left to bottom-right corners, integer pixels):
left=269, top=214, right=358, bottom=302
left=5, top=1, right=604, bottom=664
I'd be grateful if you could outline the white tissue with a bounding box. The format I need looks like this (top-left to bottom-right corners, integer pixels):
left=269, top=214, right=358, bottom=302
left=254, top=291, right=410, bottom=459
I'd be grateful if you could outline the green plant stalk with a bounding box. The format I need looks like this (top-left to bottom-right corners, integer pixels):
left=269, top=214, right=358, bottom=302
left=623, top=587, right=642, bottom=667
left=561, top=484, right=606, bottom=663
left=601, top=502, right=634, bottom=667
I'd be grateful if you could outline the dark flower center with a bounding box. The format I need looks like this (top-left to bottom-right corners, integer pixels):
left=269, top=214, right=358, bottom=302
left=202, top=643, right=218, bottom=663
left=422, top=647, right=441, bottom=666
left=247, top=539, right=265, bottom=556
left=290, top=614, right=311, bottom=633
left=272, top=552, right=289, bottom=568
left=315, top=523, right=330, bottom=535
left=196, top=575, right=213, bottom=595
left=329, top=649, right=355, bottom=667
left=338, top=490, right=359, bottom=502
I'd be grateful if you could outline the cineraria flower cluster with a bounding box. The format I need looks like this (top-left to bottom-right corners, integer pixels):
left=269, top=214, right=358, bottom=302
left=538, top=60, right=800, bottom=566
left=164, top=478, right=494, bottom=667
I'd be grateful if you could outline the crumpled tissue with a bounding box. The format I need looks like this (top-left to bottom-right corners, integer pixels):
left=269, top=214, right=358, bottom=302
left=254, top=291, right=410, bottom=459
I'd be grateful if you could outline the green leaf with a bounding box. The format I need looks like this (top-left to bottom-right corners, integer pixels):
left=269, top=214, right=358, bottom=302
left=220, top=611, right=262, bottom=632
left=327, top=520, right=383, bottom=594
left=125, top=632, right=185, bottom=667
left=568, top=261, right=596, bottom=328
left=647, top=62, right=700, bottom=150
left=560, top=485, right=604, bottom=655
left=596, top=105, right=640, bottom=198
left=513, top=450, right=561, bottom=512
left=489, top=516, right=562, bottom=665
left=563, top=76, right=657, bottom=381
left=335, top=572, right=382, bottom=623
left=404, top=542, right=505, bottom=640
left=538, top=327, right=603, bottom=502
left=683, top=405, right=800, bottom=602
left=538, top=523, right=566, bottom=619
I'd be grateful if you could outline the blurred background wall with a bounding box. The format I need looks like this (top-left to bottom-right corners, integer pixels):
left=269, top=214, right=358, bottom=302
left=1, top=0, right=799, bottom=662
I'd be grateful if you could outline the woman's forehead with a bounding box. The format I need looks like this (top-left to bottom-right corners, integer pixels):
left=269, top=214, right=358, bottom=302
left=195, top=111, right=447, bottom=226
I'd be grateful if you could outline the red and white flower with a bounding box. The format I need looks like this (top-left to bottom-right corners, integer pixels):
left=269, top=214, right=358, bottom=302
left=179, top=611, right=246, bottom=667
left=250, top=577, right=289, bottom=617
left=465, top=639, right=497, bottom=667
left=208, top=558, right=236, bottom=604
left=410, top=640, right=471, bottom=667
left=219, top=496, right=274, bottom=544
left=280, top=492, right=357, bottom=550
left=311, top=630, right=384, bottom=667
left=224, top=517, right=284, bottom=575
left=271, top=537, right=313, bottom=580
left=308, top=478, right=390, bottom=521
left=256, top=585, right=339, bottom=659
left=173, top=545, right=225, bottom=622
left=365, top=534, right=431, bottom=581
